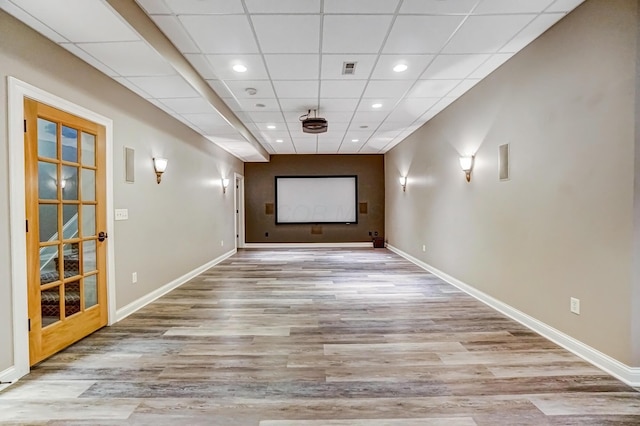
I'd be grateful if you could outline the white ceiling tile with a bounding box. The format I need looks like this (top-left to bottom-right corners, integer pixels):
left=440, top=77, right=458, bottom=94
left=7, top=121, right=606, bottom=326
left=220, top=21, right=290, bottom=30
left=224, top=80, right=276, bottom=98
left=284, top=110, right=327, bottom=124
left=245, top=111, right=286, bottom=123
left=474, top=0, right=555, bottom=14
left=235, top=98, right=281, bottom=112
left=362, top=80, right=414, bottom=99
left=546, top=0, right=585, bottom=12
left=321, top=54, right=377, bottom=79
left=323, top=0, right=400, bottom=13
left=321, top=122, right=350, bottom=132
left=320, top=111, right=354, bottom=124
left=448, top=79, right=482, bottom=97
left=343, top=129, right=375, bottom=140
left=135, top=0, right=172, bottom=14
left=384, top=15, right=464, bottom=54
left=255, top=122, right=287, bottom=131
left=251, top=15, right=321, bottom=54
left=407, top=79, right=460, bottom=97
left=150, top=15, right=199, bottom=53
left=399, top=0, right=478, bottom=14
left=126, top=75, right=199, bottom=98
left=245, top=0, right=320, bottom=13
left=319, top=98, right=360, bottom=111
left=181, top=112, right=229, bottom=128
left=371, top=55, right=434, bottom=80
left=162, top=0, right=244, bottom=14
left=500, top=13, right=564, bottom=53
left=323, top=15, right=393, bottom=54
left=357, top=98, right=397, bottom=112
left=9, top=0, right=138, bottom=42
left=429, top=97, right=458, bottom=114
left=421, top=54, right=490, bottom=79
left=352, top=110, right=390, bottom=122
left=158, top=98, right=218, bottom=114
left=442, top=15, right=535, bottom=54
left=1, top=1, right=68, bottom=42
left=320, top=80, right=367, bottom=98
left=273, top=80, right=319, bottom=98
left=469, top=53, right=512, bottom=78
left=60, top=43, right=119, bottom=77
left=264, top=55, right=320, bottom=80
left=205, top=54, right=268, bottom=80
left=185, top=54, right=218, bottom=79
left=179, top=15, right=259, bottom=54
left=385, top=98, right=439, bottom=122
left=279, top=98, right=319, bottom=112
left=78, top=41, right=175, bottom=77
left=114, top=77, right=153, bottom=98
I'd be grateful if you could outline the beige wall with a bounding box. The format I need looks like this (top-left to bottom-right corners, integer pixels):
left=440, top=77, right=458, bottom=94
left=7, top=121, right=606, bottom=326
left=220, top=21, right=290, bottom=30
left=245, top=155, right=384, bottom=243
left=0, top=11, right=242, bottom=372
left=386, top=0, right=639, bottom=366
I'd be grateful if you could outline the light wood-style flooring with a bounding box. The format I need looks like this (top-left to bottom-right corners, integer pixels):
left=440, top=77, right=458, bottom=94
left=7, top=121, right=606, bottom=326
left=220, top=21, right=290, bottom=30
left=1, top=248, right=639, bottom=425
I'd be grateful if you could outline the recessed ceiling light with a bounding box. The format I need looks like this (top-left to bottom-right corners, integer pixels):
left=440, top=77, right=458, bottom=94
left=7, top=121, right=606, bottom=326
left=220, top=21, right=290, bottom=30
left=393, top=63, right=408, bottom=73
left=360, top=125, right=369, bottom=129
left=267, top=125, right=276, bottom=129
left=276, top=139, right=283, bottom=143
left=233, top=64, right=247, bottom=73
left=372, top=103, right=383, bottom=109
left=351, top=139, right=359, bottom=143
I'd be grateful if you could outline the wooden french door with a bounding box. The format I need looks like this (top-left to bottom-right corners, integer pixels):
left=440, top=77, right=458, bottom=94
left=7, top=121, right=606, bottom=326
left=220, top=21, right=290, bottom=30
left=24, top=98, right=108, bottom=365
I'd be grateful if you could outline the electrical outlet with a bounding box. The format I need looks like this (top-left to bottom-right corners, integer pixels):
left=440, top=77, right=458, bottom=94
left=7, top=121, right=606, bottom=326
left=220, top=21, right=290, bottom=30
left=570, top=297, right=580, bottom=315
left=422, top=245, right=426, bottom=252
left=132, top=272, right=137, bottom=284
left=115, top=209, right=128, bottom=221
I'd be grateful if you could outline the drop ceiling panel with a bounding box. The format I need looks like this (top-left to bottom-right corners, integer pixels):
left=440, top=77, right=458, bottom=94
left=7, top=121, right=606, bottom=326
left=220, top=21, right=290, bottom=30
left=279, top=98, right=320, bottom=112
left=185, top=54, right=218, bottom=79
left=383, top=16, right=464, bottom=54
left=224, top=80, right=277, bottom=99
left=251, top=15, right=321, bottom=54
left=264, top=54, right=320, bottom=80
left=320, top=98, right=360, bottom=112
left=272, top=80, right=319, bottom=98
left=235, top=98, right=281, bottom=112
left=150, top=16, right=199, bottom=53
left=179, top=15, right=259, bottom=54
left=78, top=41, right=175, bottom=76
left=159, top=98, right=219, bottom=114
left=448, top=79, right=482, bottom=97
left=135, top=0, right=172, bottom=15
left=320, top=54, right=377, bottom=80
left=61, top=43, right=118, bottom=77
left=371, top=55, right=435, bottom=80
left=0, top=0, right=68, bottom=42
left=9, top=0, right=138, bottom=42
left=205, top=54, right=269, bottom=80
left=421, top=54, right=490, bottom=80
left=469, top=53, right=512, bottom=79
left=362, top=80, right=414, bottom=100
left=443, top=15, right=535, bottom=54
left=500, top=13, right=564, bottom=53
left=399, top=0, right=479, bottom=14
left=408, top=80, right=460, bottom=98
left=245, top=0, right=320, bottom=14
left=547, top=0, right=585, bottom=12
left=356, top=98, right=397, bottom=112
left=245, top=111, right=286, bottom=123
left=322, top=15, right=394, bottom=54
left=385, top=98, right=439, bottom=122
left=162, top=0, right=244, bottom=15
left=474, top=0, right=555, bottom=14
left=114, top=77, right=153, bottom=99
left=323, top=0, right=401, bottom=14
left=320, top=80, right=367, bottom=98
left=126, top=75, right=199, bottom=98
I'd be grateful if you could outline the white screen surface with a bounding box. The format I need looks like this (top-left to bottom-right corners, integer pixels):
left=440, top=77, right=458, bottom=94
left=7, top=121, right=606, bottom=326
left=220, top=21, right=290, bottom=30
left=276, top=176, right=357, bottom=224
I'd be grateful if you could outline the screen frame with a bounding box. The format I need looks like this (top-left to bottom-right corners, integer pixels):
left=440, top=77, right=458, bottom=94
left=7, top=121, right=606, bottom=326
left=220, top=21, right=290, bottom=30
left=274, top=175, right=359, bottom=225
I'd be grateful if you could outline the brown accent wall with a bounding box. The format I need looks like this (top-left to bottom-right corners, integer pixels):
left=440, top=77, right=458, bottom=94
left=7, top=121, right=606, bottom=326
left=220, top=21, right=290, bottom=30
left=245, top=155, right=384, bottom=243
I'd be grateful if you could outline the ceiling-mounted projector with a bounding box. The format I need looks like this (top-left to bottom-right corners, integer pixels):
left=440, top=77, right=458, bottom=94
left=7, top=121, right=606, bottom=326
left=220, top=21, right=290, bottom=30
left=299, top=109, right=328, bottom=134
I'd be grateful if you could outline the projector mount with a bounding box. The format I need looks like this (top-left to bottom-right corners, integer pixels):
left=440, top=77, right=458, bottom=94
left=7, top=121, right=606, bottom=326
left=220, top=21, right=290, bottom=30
left=299, top=109, right=328, bottom=134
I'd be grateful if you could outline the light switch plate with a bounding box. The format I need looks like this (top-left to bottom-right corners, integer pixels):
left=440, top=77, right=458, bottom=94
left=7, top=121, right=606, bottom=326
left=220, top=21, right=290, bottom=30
left=115, top=209, right=129, bottom=221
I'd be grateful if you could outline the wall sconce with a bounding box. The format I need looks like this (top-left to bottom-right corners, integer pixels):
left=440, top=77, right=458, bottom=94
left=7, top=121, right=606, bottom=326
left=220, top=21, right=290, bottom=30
left=222, top=178, right=230, bottom=194
left=459, top=155, right=474, bottom=182
left=399, top=176, right=407, bottom=192
left=153, top=157, right=168, bottom=184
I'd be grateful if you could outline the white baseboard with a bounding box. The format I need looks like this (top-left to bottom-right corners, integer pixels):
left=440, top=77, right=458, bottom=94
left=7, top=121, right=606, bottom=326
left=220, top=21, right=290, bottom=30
left=243, top=242, right=372, bottom=248
left=0, top=366, right=19, bottom=391
left=386, top=244, right=640, bottom=388
left=115, top=249, right=236, bottom=322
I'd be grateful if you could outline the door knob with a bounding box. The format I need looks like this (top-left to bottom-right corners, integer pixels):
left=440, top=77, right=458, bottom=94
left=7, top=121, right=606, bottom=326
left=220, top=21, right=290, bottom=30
left=98, top=231, right=108, bottom=242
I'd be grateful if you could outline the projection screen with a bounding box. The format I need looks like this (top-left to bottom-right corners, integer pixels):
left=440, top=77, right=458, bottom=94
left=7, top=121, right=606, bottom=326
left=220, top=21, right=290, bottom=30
left=275, top=176, right=358, bottom=224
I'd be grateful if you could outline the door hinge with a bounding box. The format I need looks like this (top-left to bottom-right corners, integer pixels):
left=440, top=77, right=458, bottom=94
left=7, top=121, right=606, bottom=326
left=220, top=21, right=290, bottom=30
left=25, top=220, right=28, bottom=232
left=28, top=318, right=31, bottom=331
left=23, top=119, right=26, bottom=133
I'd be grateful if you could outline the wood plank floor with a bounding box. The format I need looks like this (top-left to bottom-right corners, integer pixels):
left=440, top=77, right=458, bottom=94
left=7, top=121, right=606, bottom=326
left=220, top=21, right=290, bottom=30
left=2, top=248, right=640, bottom=425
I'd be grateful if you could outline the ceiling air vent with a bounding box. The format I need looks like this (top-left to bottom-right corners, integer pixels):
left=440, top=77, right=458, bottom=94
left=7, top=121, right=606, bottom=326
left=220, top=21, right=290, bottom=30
left=299, top=109, right=328, bottom=134
left=342, top=61, right=357, bottom=75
